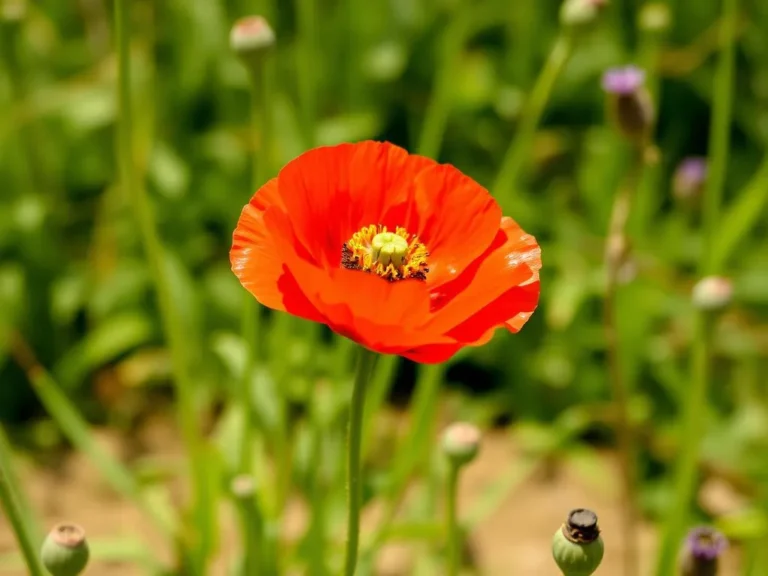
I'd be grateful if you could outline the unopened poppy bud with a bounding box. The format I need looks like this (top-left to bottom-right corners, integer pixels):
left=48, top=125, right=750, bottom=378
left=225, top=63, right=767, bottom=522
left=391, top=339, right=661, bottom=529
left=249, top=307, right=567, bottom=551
left=230, top=16, right=275, bottom=69
left=231, top=473, right=256, bottom=498
left=1, top=0, right=25, bottom=21
left=673, top=157, right=707, bottom=203
left=552, top=509, right=604, bottom=576
left=692, top=276, right=733, bottom=311
left=679, top=526, right=727, bottom=576
left=602, top=66, right=655, bottom=143
left=41, top=523, right=89, bottom=576
left=560, top=0, right=609, bottom=27
left=639, top=2, right=672, bottom=34
left=441, top=422, right=481, bottom=467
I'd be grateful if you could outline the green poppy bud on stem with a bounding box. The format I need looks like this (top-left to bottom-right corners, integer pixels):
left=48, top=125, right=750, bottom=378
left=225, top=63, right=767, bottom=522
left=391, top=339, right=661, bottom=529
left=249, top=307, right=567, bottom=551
left=231, top=473, right=256, bottom=498
left=639, top=2, right=672, bottom=34
left=41, top=523, right=89, bottom=576
left=552, top=509, right=604, bottom=576
left=230, top=16, right=275, bottom=71
left=692, top=276, right=733, bottom=312
left=1, top=0, right=26, bottom=21
left=560, top=0, right=609, bottom=27
left=441, top=422, right=481, bottom=467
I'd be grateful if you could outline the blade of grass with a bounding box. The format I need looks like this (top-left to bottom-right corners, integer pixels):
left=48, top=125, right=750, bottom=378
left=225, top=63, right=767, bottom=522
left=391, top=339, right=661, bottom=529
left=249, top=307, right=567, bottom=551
left=361, top=364, right=445, bottom=560
left=0, top=426, right=40, bottom=541
left=710, top=154, right=768, bottom=272
left=9, top=332, right=175, bottom=540
left=0, top=423, right=45, bottom=576
left=655, top=0, right=738, bottom=572
left=114, top=0, right=214, bottom=569
left=296, top=0, right=317, bottom=148
left=492, top=31, right=573, bottom=214
left=416, top=4, right=472, bottom=159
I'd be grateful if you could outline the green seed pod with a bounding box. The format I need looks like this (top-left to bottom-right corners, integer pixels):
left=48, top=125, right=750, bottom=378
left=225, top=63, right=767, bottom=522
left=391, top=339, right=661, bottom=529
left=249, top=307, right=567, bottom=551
left=231, top=473, right=256, bottom=498
left=441, top=422, right=481, bottom=467
left=638, top=2, right=672, bottom=34
left=230, top=16, right=275, bottom=72
left=41, top=523, right=89, bottom=576
left=552, top=509, right=604, bottom=576
left=692, top=276, right=733, bottom=312
left=559, top=0, right=609, bottom=28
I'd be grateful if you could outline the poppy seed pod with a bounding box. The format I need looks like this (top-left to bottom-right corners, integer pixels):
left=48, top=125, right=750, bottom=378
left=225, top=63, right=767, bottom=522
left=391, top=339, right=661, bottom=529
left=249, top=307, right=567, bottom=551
left=559, top=0, right=609, bottom=27
left=41, top=523, right=89, bottom=576
left=692, top=276, right=733, bottom=312
left=552, top=509, right=604, bottom=576
left=230, top=16, right=275, bottom=69
left=441, top=422, right=481, bottom=467
left=602, top=66, right=655, bottom=143
left=679, top=526, right=728, bottom=576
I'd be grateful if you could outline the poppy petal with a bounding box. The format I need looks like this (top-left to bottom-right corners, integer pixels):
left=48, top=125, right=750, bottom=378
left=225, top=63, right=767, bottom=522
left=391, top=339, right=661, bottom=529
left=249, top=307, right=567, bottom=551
left=425, top=217, right=541, bottom=339
left=402, top=164, right=502, bottom=288
left=399, top=342, right=465, bottom=364
left=231, top=179, right=323, bottom=322
left=274, top=141, right=435, bottom=269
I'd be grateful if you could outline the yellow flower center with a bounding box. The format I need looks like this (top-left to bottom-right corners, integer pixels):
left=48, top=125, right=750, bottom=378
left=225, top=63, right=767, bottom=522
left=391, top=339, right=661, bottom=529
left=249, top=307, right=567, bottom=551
left=342, top=225, right=429, bottom=282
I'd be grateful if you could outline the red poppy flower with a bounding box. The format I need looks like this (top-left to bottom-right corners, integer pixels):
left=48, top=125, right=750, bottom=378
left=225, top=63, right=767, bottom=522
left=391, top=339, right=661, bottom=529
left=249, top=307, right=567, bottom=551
left=231, top=141, right=541, bottom=364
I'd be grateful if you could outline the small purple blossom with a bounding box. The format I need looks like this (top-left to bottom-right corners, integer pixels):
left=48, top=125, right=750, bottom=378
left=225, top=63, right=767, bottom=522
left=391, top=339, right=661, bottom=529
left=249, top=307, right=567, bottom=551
left=601, top=66, right=646, bottom=95
left=686, top=526, right=728, bottom=561
left=674, top=156, right=708, bottom=200
left=677, top=157, right=708, bottom=184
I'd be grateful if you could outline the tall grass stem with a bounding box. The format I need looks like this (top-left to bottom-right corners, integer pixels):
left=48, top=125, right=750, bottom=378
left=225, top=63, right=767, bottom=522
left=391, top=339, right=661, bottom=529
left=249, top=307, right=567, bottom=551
left=0, top=425, right=45, bottom=576
left=492, top=33, right=572, bottom=207
left=114, top=0, right=210, bottom=568
left=604, top=149, right=644, bottom=576
left=344, top=348, right=377, bottom=576
left=655, top=0, right=738, bottom=572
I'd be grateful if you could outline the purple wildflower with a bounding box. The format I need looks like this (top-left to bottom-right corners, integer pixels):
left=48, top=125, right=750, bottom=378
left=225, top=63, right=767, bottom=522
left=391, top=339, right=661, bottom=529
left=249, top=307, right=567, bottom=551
left=674, top=156, right=708, bottom=200
left=686, top=527, right=728, bottom=561
left=601, top=66, right=646, bottom=95
left=680, top=526, right=728, bottom=576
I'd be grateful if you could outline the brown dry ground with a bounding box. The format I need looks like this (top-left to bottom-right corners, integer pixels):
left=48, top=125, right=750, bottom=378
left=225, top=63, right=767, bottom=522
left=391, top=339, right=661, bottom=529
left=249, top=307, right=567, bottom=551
left=0, top=416, right=740, bottom=575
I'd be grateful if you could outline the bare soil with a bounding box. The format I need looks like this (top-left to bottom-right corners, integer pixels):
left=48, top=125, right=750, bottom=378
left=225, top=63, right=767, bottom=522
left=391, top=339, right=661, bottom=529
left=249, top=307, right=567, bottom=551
left=0, top=417, right=740, bottom=575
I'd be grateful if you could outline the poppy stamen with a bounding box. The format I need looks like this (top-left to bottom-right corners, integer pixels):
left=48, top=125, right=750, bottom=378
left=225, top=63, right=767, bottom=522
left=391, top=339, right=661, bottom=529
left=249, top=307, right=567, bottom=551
left=342, top=224, right=429, bottom=282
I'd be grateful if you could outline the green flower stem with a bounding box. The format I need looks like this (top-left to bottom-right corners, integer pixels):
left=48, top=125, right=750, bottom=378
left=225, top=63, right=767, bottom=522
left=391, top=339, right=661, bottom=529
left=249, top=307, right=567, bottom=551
left=0, top=424, right=45, bottom=576
left=701, top=0, right=738, bottom=276
left=492, top=32, right=573, bottom=211
left=344, top=347, right=378, bottom=576
left=235, top=490, right=269, bottom=576
left=629, top=18, right=665, bottom=240
left=239, top=37, right=275, bottom=474
left=235, top=35, right=277, bottom=576
left=360, top=364, right=445, bottom=562
left=604, top=147, right=644, bottom=576
left=655, top=312, right=715, bottom=574
left=417, top=5, right=471, bottom=159
left=656, top=0, right=737, bottom=573
left=114, top=0, right=210, bottom=569
left=445, top=462, right=461, bottom=576
left=296, top=0, right=317, bottom=147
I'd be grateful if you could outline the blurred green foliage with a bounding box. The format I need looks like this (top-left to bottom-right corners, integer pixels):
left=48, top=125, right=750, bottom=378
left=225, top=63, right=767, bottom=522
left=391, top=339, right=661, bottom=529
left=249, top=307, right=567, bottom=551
left=2, top=0, right=768, bottom=572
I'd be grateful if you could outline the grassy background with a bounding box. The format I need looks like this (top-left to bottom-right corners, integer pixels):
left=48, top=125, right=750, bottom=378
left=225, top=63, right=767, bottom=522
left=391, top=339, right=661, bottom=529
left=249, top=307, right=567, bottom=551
left=2, top=0, right=768, bottom=574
